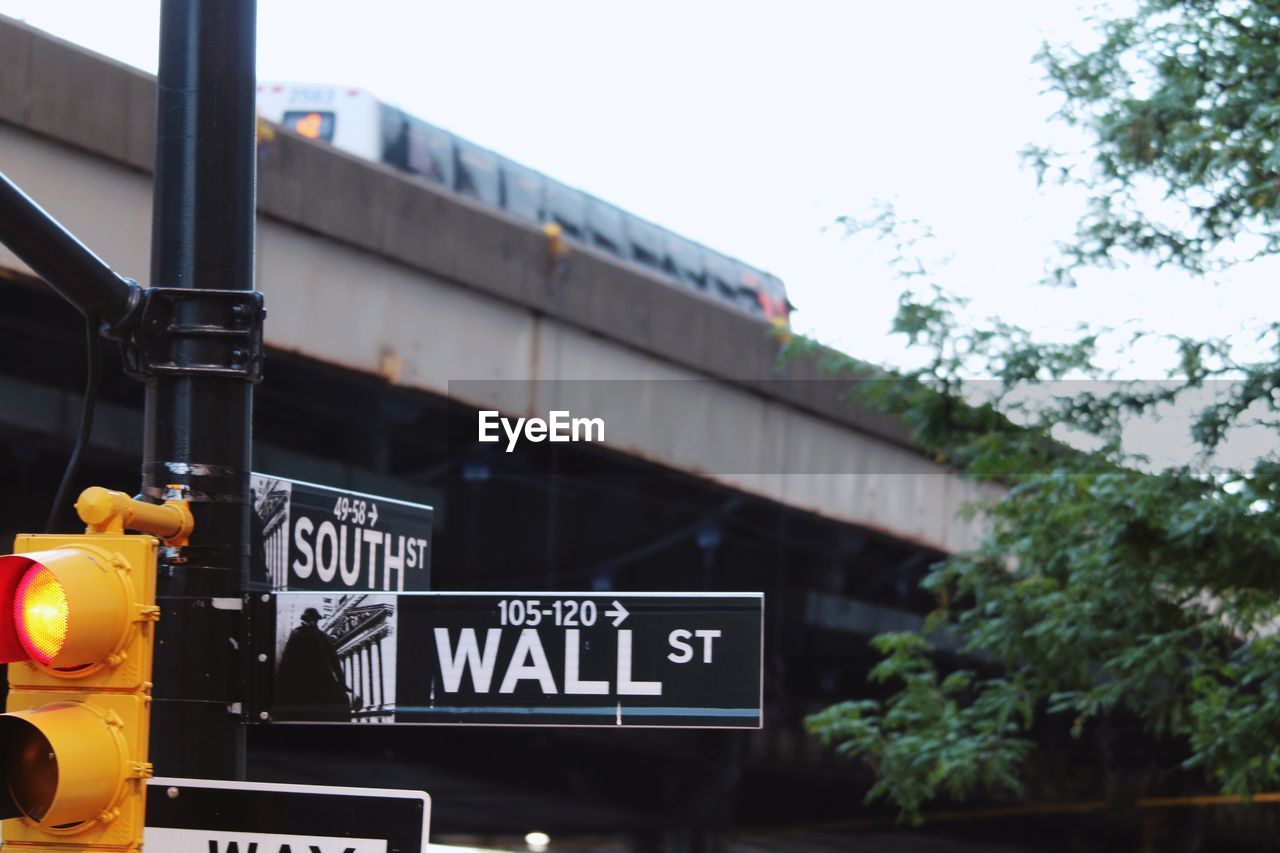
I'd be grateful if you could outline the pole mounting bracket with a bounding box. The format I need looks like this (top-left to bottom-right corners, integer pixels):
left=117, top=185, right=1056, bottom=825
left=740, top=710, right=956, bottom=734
left=122, top=288, right=265, bottom=383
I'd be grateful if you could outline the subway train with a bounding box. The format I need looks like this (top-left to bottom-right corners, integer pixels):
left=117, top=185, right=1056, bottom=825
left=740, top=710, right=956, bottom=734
left=256, top=82, right=792, bottom=327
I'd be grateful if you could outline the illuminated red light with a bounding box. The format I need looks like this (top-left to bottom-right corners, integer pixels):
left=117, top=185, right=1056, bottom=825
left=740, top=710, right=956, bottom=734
left=13, top=566, right=68, bottom=666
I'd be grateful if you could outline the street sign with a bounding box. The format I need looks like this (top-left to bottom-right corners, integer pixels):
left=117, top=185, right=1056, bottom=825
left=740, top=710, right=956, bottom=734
left=251, top=474, right=433, bottom=593
left=145, top=777, right=430, bottom=853
left=266, top=592, right=763, bottom=728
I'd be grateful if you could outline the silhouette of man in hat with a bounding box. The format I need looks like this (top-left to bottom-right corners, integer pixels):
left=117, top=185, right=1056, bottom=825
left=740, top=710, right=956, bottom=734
left=274, top=607, right=351, bottom=721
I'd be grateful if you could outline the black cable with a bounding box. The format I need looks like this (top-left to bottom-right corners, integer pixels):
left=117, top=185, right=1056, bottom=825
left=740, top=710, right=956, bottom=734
left=45, top=313, right=101, bottom=533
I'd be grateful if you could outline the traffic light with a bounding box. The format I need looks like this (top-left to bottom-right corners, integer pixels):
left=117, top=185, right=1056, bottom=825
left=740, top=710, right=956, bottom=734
left=0, top=486, right=191, bottom=851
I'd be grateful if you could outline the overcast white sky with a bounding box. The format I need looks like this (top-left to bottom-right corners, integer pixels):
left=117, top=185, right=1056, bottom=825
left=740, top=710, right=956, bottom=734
left=2, top=0, right=1276, bottom=379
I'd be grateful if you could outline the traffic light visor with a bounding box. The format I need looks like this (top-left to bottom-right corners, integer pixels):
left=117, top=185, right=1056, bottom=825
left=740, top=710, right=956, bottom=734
left=0, top=549, right=132, bottom=672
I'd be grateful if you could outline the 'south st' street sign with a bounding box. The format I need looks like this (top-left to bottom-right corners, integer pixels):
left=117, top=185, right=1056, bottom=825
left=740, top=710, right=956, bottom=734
left=145, top=777, right=430, bottom=852
left=265, top=592, right=763, bottom=728
left=251, top=473, right=433, bottom=593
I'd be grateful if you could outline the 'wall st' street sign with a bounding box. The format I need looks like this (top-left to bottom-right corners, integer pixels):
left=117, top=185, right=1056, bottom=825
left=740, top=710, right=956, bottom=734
left=251, top=474, right=433, bottom=593
left=145, top=777, right=430, bottom=852
left=265, top=592, right=763, bottom=728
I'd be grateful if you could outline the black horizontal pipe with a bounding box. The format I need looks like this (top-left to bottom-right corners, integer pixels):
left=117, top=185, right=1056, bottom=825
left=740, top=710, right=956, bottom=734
left=0, top=169, right=141, bottom=333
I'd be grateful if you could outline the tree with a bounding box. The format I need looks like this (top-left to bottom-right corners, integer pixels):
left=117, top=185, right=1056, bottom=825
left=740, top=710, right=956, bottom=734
left=805, top=0, right=1280, bottom=818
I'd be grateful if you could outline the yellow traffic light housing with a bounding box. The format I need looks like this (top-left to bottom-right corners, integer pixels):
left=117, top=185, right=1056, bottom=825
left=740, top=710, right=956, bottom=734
left=0, top=487, right=191, bottom=851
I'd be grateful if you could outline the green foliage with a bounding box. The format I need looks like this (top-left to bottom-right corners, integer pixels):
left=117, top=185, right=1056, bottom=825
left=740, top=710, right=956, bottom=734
left=805, top=0, right=1280, bottom=819
left=1029, top=0, right=1280, bottom=279
left=806, top=286, right=1280, bottom=814
left=807, top=633, right=1034, bottom=819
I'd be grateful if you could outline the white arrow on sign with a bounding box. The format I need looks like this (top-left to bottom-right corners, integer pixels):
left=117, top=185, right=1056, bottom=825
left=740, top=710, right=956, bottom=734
left=369, top=503, right=379, bottom=527
left=605, top=600, right=630, bottom=627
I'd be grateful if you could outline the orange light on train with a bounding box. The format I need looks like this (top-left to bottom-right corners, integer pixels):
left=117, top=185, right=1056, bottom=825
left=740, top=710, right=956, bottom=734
left=293, top=112, right=325, bottom=139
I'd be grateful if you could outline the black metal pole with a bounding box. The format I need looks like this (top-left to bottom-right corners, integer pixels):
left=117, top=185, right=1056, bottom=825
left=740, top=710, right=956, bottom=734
left=147, top=0, right=257, bottom=781
left=0, top=170, right=141, bottom=333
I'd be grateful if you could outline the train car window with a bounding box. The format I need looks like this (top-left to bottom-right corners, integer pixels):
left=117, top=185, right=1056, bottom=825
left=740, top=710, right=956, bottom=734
left=587, top=199, right=627, bottom=254
left=545, top=181, right=587, bottom=239
left=281, top=110, right=335, bottom=142
left=735, top=263, right=766, bottom=317
left=626, top=216, right=663, bottom=267
left=378, top=105, right=411, bottom=171
left=455, top=142, right=501, bottom=207
left=405, top=118, right=456, bottom=187
left=661, top=232, right=706, bottom=290
left=703, top=251, right=738, bottom=298
left=500, top=160, right=544, bottom=223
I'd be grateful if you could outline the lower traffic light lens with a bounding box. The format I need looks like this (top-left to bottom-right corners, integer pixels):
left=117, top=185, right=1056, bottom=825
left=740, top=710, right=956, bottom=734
left=3, top=724, right=56, bottom=822
left=0, top=701, right=130, bottom=829
left=14, top=566, right=68, bottom=666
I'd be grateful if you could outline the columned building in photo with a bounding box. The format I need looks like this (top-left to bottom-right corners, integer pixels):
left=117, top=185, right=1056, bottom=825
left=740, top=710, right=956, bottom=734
left=323, top=595, right=396, bottom=723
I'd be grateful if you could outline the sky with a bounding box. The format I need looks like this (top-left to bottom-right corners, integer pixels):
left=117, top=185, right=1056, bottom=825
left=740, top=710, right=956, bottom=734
left=1, top=0, right=1277, bottom=381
